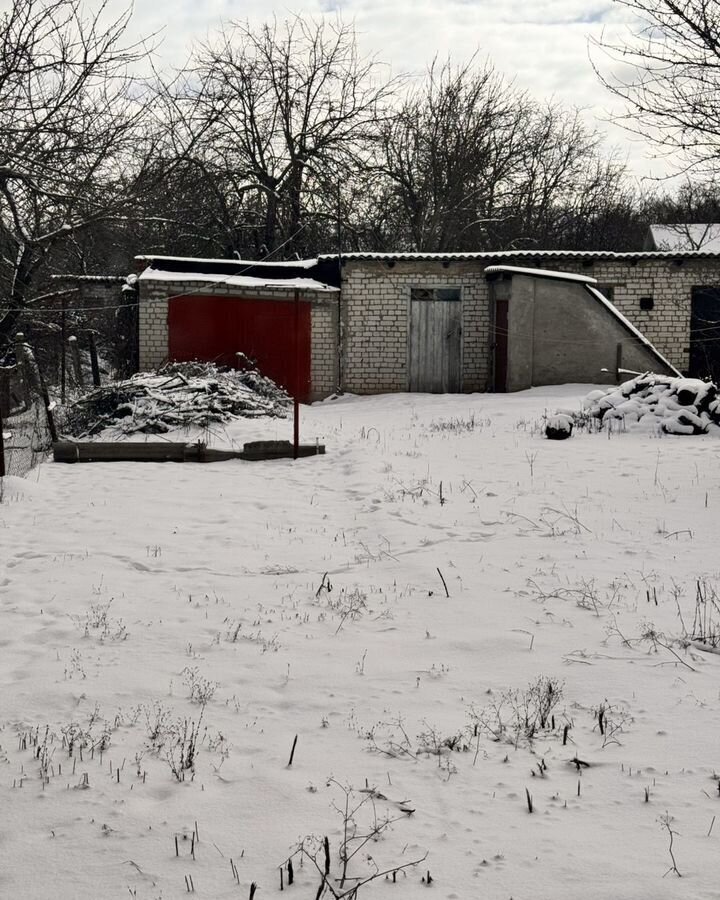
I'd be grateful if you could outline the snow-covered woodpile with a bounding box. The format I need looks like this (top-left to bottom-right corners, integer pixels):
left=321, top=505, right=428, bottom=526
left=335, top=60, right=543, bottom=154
left=59, top=362, right=289, bottom=437
left=581, top=374, right=720, bottom=434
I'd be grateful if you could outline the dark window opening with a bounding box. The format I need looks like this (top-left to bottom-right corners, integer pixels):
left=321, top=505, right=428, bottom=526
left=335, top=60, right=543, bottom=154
left=410, top=287, right=461, bottom=302
left=690, top=286, right=720, bottom=381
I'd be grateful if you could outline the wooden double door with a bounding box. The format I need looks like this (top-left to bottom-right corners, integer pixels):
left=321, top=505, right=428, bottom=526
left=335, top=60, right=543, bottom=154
left=408, top=288, right=462, bottom=392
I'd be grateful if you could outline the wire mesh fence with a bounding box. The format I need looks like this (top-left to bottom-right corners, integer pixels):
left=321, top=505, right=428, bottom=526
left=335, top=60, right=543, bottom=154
left=1, top=400, right=53, bottom=479
left=1, top=298, right=147, bottom=480
left=0, top=269, right=143, bottom=480
left=1, top=336, right=56, bottom=481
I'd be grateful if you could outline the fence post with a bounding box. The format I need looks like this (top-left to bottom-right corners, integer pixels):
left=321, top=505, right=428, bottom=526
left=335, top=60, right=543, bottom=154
left=37, top=370, right=58, bottom=444
left=0, top=404, right=6, bottom=478
left=61, top=296, right=67, bottom=403
left=14, top=333, right=31, bottom=411
left=0, top=367, right=10, bottom=418
left=68, top=336, right=84, bottom=388
left=87, top=331, right=101, bottom=387
left=293, top=289, right=300, bottom=460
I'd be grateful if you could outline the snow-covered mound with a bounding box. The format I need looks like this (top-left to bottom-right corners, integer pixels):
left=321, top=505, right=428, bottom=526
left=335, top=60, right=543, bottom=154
left=581, top=373, right=720, bottom=435
left=545, top=413, right=573, bottom=440
left=58, top=361, right=290, bottom=437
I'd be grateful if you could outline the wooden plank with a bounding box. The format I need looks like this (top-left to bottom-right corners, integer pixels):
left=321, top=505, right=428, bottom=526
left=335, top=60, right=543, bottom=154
left=409, top=298, right=461, bottom=392
left=0, top=405, right=5, bottom=478
left=53, top=441, right=326, bottom=464
left=446, top=300, right=462, bottom=392
left=53, top=442, right=190, bottom=463
left=408, top=300, right=424, bottom=391
left=241, top=441, right=325, bottom=460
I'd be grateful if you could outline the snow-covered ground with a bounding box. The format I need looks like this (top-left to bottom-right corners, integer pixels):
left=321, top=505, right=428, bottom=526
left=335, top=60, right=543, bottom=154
left=2, top=385, right=720, bottom=900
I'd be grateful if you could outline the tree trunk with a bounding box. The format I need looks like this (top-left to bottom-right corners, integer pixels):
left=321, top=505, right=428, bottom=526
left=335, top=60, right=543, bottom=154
left=286, top=161, right=305, bottom=253
left=0, top=247, right=35, bottom=351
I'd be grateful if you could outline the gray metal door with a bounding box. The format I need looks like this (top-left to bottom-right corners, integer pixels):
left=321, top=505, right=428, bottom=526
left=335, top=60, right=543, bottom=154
left=409, top=289, right=462, bottom=392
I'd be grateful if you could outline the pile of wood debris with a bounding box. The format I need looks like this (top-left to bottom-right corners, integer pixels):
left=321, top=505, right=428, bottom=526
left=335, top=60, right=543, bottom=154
left=58, top=362, right=289, bottom=437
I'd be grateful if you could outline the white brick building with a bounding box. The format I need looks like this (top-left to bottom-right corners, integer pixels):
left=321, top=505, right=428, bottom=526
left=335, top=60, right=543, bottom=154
left=136, top=250, right=720, bottom=397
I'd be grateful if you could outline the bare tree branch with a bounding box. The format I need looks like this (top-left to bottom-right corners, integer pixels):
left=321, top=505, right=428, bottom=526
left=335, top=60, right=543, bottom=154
left=591, top=0, right=720, bottom=177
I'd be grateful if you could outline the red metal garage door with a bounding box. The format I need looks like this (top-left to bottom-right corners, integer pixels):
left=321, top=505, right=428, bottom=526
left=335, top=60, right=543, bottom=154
left=168, top=296, right=311, bottom=402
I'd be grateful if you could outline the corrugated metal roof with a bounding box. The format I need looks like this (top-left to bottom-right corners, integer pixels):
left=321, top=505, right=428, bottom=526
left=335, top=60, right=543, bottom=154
left=135, top=254, right=319, bottom=269
left=319, top=249, right=720, bottom=262
left=133, top=254, right=342, bottom=288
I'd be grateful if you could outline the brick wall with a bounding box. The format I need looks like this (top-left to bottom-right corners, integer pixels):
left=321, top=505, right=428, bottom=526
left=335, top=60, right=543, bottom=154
left=139, top=257, right=720, bottom=398
left=138, top=279, right=339, bottom=399
left=309, top=297, right=339, bottom=399
left=138, top=280, right=168, bottom=370
left=590, top=259, right=720, bottom=372
left=339, top=256, right=720, bottom=393
left=341, top=260, right=491, bottom=393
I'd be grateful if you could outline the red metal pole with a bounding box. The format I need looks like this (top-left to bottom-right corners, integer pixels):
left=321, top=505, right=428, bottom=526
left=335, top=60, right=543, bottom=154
left=293, top=289, right=299, bottom=460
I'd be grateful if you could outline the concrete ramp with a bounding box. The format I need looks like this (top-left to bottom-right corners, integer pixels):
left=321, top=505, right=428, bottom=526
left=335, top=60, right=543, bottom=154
left=485, top=265, right=680, bottom=391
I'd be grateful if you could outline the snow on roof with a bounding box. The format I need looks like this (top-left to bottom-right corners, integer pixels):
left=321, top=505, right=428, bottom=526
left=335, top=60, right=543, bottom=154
left=585, top=285, right=680, bottom=376
left=137, top=268, right=339, bottom=293
left=648, top=224, right=720, bottom=252
left=321, top=248, right=720, bottom=262
left=484, top=265, right=598, bottom=284
left=50, top=274, right=127, bottom=283
left=135, top=254, right=319, bottom=269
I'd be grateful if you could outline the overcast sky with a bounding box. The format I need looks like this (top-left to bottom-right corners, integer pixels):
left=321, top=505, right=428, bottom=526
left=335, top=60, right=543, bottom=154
left=120, top=0, right=670, bottom=182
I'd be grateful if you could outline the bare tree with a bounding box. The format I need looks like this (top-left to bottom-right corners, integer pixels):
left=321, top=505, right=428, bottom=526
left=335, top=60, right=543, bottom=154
left=494, top=104, right=636, bottom=250
left=592, top=0, right=720, bottom=177
left=0, top=0, right=157, bottom=349
left=376, top=59, right=635, bottom=252
left=184, top=16, right=396, bottom=258
left=377, top=57, right=526, bottom=252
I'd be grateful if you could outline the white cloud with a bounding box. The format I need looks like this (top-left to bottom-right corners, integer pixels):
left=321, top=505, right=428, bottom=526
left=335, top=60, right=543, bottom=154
left=113, top=0, right=673, bottom=179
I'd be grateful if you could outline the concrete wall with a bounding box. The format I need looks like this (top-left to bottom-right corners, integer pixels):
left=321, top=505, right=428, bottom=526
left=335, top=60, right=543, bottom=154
left=505, top=275, right=535, bottom=392
left=138, top=279, right=339, bottom=401
left=503, top=275, right=676, bottom=390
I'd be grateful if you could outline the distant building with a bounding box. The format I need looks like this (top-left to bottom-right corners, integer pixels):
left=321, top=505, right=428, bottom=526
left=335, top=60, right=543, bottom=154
left=644, top=224, right=720, bottom=252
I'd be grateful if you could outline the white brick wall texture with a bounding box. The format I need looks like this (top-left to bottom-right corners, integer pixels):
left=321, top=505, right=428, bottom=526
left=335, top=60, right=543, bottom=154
left=341, top=260, right=492, bottom=394
left=339, top=257, right=720, bottom=393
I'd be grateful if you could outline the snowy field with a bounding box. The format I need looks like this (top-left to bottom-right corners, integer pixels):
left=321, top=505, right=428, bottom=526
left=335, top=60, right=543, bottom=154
left=2, top=385, right=720, bottom=900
